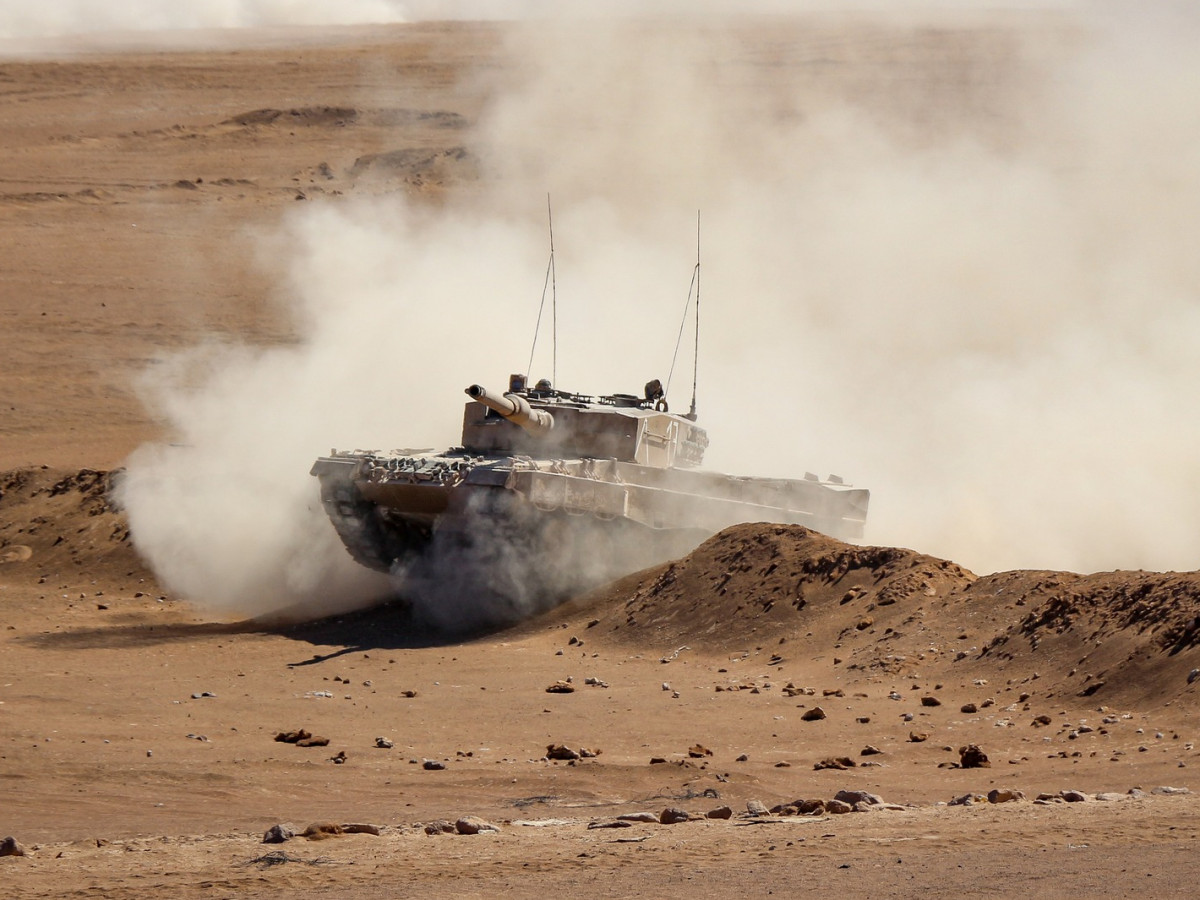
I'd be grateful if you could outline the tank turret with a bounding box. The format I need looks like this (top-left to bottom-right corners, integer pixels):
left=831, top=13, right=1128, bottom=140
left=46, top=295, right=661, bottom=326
left=465, top=384, right=554, bottom=436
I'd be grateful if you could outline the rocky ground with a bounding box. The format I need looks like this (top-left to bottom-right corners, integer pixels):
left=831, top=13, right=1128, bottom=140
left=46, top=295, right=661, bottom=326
left=3, top=13, right=1200, bottom=899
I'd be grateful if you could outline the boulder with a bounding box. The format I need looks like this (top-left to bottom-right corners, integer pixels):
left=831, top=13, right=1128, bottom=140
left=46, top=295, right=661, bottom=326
left=455, top=816, right=500, bottom=835
left=261, top=824, right=295, bottom=844
left=834, top=790, right=883, bottom=807
left=659, top=807, right=690, bottom=824
left=987, top=789, right=1025, bottom=804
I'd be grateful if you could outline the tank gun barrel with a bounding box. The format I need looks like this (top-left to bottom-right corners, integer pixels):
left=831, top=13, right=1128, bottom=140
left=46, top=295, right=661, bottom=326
left=466, top=384, right=554, bottom=437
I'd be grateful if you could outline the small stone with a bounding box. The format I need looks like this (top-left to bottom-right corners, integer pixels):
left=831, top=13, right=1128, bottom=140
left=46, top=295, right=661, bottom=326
left=949, top=793, right=984, bottom=806
left=424, top=820, right=456, bottom=835
left=0, top=836, right=26, bottom=857
left=341, top=823, right=382, bottom=835
left=660, top=807, right=690, bottom=824
left=921, top=696, right=941, bottom=707
left=735, top=753, right=749, bottom=762
left=688, top=743, right=713, bottom=758
left=1060, top=790, right=1089, bottom=802
left=960, top=703, right=978, bottom=714
left=262, top=823, right=295, bottom=844
left=860, top=745, right=883, bottom=756
left=374, top=737, right=394, bottom=749
left=987, top=789, right=1025, bottom=804
left=814, top=756, right=856, bottom=770
left=1151, top=785, right=1190, bottom=795
left=798, top=799, right=826, bottom=814
left=801, top=706, right=827, bottom=722
left=329, top=750, right=347, bottom=764
left=959, top=745, right=990, bottom=768
left=908, top=732, right=929, bottom=743
left=616, top=812, right=659, bottom=823
left=545, top=681, right=575, bottom=694
left=423, top=759, right=446, bottom=770
left=587, top=818, right=632, bottom=829
left=825, top=799, right=853, bottom=814
left=1094, top=793, right=1126, bottom=802
left=546, top=744, right=580, bottom=761
left=1188, top=668, right=1200, bottom=685
left=706, top=806, right=733, bottom=819
left=455, top=816, right=499, bottom=835
left=746, top=799, right=770, bottom=816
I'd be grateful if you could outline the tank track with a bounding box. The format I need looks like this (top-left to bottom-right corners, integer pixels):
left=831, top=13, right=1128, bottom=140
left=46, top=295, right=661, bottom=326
left=316, top=467, right=403, bottom=573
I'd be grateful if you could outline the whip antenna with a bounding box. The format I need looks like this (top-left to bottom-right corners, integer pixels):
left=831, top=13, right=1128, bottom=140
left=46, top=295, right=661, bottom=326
left=527, top=195, right=557, bottom=383
left=666, top=210, right=702, bottom=421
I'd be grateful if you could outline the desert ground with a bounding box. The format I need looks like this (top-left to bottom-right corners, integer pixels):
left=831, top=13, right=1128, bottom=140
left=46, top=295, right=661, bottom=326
left=3, top=14, right=1200, bottom=899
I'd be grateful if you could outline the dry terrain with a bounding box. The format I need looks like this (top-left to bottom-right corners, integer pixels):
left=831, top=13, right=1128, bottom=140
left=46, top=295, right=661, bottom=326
left=3, top=15, right=1199, bottom=899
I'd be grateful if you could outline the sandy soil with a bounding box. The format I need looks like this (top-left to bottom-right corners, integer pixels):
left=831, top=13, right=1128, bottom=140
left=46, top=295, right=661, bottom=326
left=3, top=16, right=1200, bottom=899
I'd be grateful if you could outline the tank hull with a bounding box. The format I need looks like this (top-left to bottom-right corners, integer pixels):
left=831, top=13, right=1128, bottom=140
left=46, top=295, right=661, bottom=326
left=311, top=449, right=868, bottom=576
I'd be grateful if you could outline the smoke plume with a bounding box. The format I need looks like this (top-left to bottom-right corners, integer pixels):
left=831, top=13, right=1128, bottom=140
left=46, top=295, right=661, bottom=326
left=116, top=5, right=1200, bottom=625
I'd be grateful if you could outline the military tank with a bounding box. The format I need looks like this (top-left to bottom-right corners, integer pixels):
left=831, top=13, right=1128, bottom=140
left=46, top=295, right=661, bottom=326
left=311, top=373, right=869, bottom=607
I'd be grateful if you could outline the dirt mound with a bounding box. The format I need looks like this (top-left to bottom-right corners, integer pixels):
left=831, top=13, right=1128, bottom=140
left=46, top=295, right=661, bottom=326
left=578, top=523, right=974, bottom=650
left=224, top=106, right=359, bottom=127
left=0, top=467, right=153, bottom=591
left=561, top=522, right=1200, bottom=710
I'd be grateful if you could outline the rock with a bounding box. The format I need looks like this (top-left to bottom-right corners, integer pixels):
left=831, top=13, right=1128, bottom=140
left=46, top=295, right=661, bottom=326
left=0, top=836, right=26, bottom=857
left=1094, top=793, right=1126, bottom=802
left=798, top=799, right=826, bottom=815
left=617, top=812, right=659, bottom=823
left=1060, top=790, right=1089, bottom=802
left=1032, top=715, right=1053, bottom=727
left=735, top=753, right=749, bottom=762
left=424, top=820, right=456, bottom=835
left=825, top=799, right=853, bottom=814
left=861, top=745, right=883, bottom=756
left=814, top=756, right=856, bottom=771
left=330, top=750, right=347, bottom=764
left=374, top=737, right=394, bottom=749
left=746, top=799, right=770, bottom=816
left=545, top=682, right=575, bottom=693
left=296, top=736, right=330, bottom=748
left=960, top=703, right=978, bottom=714
left=1189, top=668, right=1200, bottom=685
left=949, top=793, right=985, bottom=806
left=342, top=823, right=382, bottom=835
left=579, top=747, right=600, bottom=758
left=921, top=696, right=942, bottom=707
left=908, top=732, right=929, bottom=743
left=302, top=822, right=343, bottom=840
left=688, top=743, right=713, bottom=758
left=423, top=759, right=446, bottom=770
left=587, top=819, right=632, bottom=829
left=834, top=790, right=883, bottom=807
left=275, top=729, right=311, bottom=743
left=959, top=745, right=990, bottom=768
left=659, top=807, right=690, bottom=824
left=546, top=744, right=580, bottom=761
left=262, top=824, right=295, bottom=844
left=801, top=706, right=827, bottom=722
left=456, top=816, right=500, bottom=834
left=987, top=789, right=1025, bottom=804
left=706, top=806, right=733, bottom=819
left=1152, top=786, right=1190, bottom=795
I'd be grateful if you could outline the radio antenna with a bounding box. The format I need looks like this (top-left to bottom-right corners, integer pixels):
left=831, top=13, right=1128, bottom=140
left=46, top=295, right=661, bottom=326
left=527, top=195, right=557, bottom=384
left=691, top=210, right=700, bottom=420
left=666, top=210, right=701, bottom=420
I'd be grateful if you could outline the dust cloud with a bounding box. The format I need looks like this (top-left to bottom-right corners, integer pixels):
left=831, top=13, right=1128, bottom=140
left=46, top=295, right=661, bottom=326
left=0, top=1, right=406, bottom=39
left=118, top=5, right=1200, bottom=624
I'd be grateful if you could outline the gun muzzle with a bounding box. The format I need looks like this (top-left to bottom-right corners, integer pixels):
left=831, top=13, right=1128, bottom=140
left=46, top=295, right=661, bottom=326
left=466, top=384, right=554, bottom=436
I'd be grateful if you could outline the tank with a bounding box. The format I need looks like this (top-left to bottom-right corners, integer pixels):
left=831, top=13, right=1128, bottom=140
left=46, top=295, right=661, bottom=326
left=310, top=374, right=868, bottom=618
